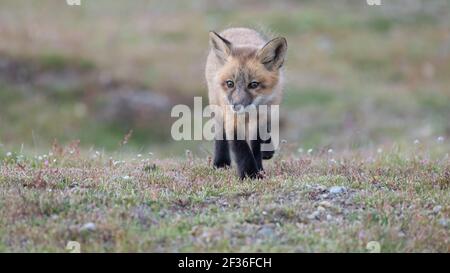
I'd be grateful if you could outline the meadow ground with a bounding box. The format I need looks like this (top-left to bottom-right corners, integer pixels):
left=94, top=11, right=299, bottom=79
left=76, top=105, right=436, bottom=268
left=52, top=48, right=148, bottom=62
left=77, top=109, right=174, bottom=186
left=0, top=1, right=449, bottom=252
left=0, top=140, right=448, bottom=252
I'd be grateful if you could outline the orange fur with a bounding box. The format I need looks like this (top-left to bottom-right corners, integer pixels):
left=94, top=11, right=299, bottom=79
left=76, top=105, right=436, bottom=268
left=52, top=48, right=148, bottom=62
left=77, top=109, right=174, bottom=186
left=205, top=28, right=287, bottom=140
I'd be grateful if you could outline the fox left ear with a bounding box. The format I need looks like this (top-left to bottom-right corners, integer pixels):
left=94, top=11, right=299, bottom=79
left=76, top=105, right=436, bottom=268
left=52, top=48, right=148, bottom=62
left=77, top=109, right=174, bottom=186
left=209, top=31, right=232, bottom=64
left=257, top=37, right=287, bottom=71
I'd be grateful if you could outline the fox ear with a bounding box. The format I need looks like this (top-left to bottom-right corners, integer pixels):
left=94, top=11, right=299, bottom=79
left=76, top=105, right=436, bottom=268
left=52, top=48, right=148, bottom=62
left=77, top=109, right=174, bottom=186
left=257, top=37, right=287, bottom=71
left=209, top=31, right=232, bottom=63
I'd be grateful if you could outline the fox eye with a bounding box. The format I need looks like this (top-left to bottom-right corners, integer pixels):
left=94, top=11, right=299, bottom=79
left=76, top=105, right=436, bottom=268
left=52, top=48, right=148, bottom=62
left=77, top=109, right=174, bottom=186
left=225, top=80, right=234, bottom=89
left=248, top=81, right=260, bottom=89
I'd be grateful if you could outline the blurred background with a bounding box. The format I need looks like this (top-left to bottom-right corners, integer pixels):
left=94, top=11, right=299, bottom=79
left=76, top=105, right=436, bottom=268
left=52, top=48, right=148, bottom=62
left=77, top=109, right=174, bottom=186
left=0, top=0, right=449, bottom=156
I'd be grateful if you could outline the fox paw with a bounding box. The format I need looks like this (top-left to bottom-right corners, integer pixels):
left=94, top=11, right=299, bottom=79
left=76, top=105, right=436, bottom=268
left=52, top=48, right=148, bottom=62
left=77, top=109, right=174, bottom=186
left=213, top=160, right=231, bottom=168
left=261, top=150, right=274, bottom=160
left=239, top=169, right=264, bottom=180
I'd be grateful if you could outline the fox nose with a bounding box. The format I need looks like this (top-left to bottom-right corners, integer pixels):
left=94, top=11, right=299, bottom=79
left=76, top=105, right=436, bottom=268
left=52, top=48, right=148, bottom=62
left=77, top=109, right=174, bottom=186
left=232, top=104, right=244, bottom=112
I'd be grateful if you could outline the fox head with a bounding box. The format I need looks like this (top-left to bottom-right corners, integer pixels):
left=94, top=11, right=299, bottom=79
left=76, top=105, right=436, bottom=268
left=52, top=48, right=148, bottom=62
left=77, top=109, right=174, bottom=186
left=209, top=31, right=287, bottom=112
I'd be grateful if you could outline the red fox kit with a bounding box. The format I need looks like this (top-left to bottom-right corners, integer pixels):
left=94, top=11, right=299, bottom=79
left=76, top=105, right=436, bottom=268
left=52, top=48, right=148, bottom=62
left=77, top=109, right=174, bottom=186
left=205, top=28, right=287, bottom=179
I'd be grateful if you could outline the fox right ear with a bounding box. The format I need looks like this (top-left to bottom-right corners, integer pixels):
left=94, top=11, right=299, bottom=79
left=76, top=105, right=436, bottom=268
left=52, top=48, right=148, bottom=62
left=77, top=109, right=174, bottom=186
left=257, top=37, right=287, bottom=71
left=209, top=31, right=232, bottom=63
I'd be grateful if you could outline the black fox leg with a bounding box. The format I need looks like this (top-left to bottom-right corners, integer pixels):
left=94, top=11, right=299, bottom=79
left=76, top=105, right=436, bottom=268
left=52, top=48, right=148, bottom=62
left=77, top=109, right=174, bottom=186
left=261, top=137, right=275, bottom=160
left=251, top=139, right=263, bottom=172
left=229, top=140, right=259, bottom=179
left=213, top=132, right=231, bottom=168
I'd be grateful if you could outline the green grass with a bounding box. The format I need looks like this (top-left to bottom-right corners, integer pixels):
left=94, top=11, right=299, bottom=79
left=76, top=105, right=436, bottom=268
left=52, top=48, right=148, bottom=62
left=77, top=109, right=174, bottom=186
left=0, top=0, right=449, bottom=253
left=37, top=53, right=95, bottom=71
left=0, top=142, right=448, bottom=252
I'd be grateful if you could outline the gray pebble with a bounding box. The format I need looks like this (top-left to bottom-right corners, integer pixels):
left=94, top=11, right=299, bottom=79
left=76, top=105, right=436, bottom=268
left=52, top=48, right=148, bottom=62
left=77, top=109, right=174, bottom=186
left=329, top=186, right=347, bottom=195
left=80, top=222, right=96, bottom=232
left=438, top=218, right=448, bottom=228
left=257, top=226, right=275, bottom=238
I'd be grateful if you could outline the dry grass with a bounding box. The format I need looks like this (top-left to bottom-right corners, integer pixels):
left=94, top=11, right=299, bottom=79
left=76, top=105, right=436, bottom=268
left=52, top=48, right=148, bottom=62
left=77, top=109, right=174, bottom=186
left=0, top=140, right=448, bottom=252
left=0, top=0, right=449, bottom=253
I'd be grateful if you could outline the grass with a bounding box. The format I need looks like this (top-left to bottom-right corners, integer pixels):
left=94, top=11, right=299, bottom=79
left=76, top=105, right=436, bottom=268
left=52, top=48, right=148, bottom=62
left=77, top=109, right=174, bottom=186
left=0, top=140, right=448, bottom=252
left=0, top=0, right=449, bottom=252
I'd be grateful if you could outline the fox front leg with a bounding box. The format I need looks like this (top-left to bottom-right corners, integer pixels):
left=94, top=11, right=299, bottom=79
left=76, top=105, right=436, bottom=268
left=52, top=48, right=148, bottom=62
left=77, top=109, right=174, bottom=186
left=261, top=137, right=274, bottom=160
left=229, top=140, right=260, bottom=179
left=213, top=137, right=231, bottom=168
left=250, top=139, right=263, bottom=172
